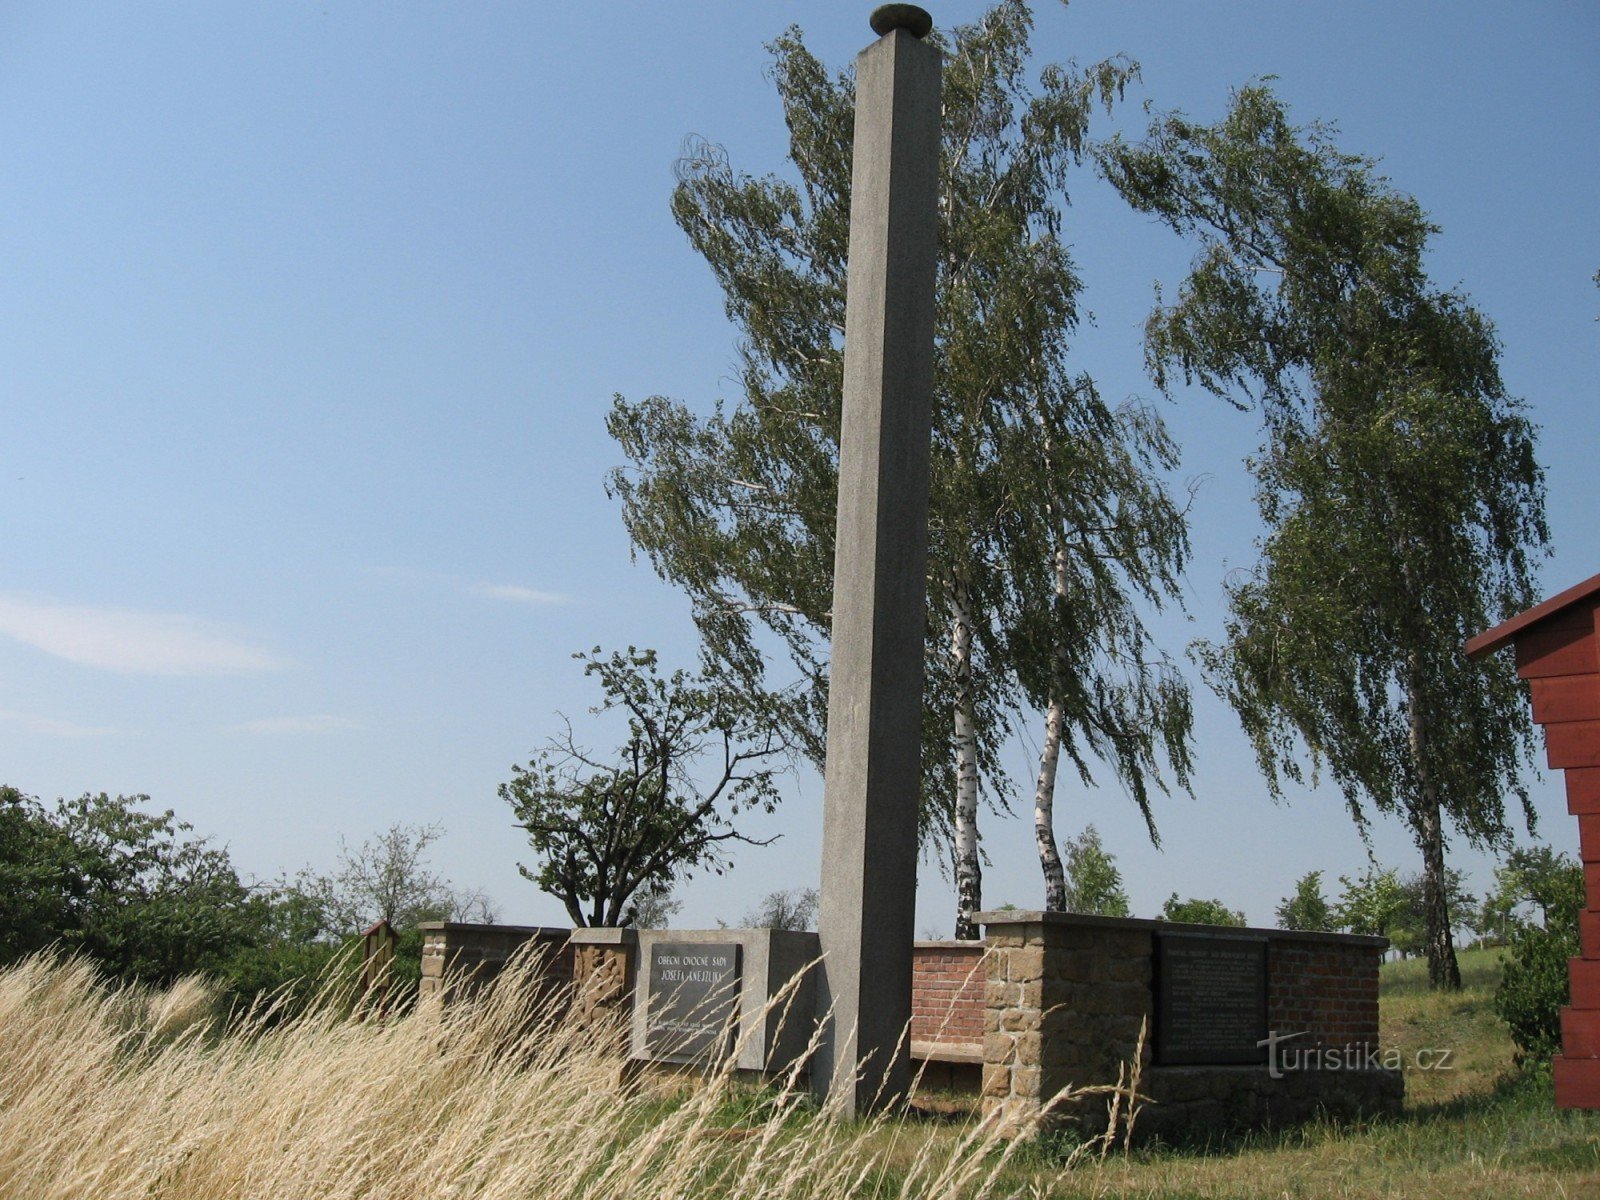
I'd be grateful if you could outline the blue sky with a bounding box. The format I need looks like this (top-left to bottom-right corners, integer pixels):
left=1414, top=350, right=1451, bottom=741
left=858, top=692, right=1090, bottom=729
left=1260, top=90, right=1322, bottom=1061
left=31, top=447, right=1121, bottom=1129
left=2, top=2, right=1595, bottom=935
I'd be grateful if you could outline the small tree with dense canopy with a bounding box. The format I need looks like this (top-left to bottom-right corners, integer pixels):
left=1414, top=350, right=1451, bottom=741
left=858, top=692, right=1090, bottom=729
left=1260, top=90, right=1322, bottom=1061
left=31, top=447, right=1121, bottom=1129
left=1059, top=825, right=1130, bottom=917
left=1276, top=869, right=1335, bottom=933
left=1332, top=866, right=1408, bottom=940
left=1493, top=850, right=1583, bottom=1060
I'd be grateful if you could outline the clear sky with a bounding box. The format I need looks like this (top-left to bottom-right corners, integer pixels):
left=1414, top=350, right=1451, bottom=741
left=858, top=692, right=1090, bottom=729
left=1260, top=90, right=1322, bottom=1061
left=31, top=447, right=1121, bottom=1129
left=2, top=2, right=1596, bottom=936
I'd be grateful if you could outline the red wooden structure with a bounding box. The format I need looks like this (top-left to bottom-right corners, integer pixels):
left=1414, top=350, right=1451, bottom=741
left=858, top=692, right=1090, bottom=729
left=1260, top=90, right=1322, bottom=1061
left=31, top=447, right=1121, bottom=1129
left=1467, top=570, right=1600, bottom=1108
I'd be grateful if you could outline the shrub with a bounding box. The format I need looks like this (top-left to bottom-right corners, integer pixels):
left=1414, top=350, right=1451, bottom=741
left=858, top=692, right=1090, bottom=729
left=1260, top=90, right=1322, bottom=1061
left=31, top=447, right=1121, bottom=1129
left=1494, top=853, right=1584, bottom=1062
left=1159, top=894, right=1247, bottom=927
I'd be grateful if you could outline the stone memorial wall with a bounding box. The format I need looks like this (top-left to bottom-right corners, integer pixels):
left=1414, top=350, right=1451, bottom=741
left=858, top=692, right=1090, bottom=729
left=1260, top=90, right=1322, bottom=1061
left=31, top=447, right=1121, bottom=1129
left=978, top=911, right=1401, bottom=1140
left=417, top=922, right=572, bottom=1003
left=414, top=914, right=1396, bottom=1141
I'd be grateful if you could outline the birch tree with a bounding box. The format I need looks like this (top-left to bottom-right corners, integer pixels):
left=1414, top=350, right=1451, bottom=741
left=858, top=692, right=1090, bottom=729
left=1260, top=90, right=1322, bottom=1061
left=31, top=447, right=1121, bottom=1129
left=1101, top=84, right=1548, bottom=988
left=609, top=1, right=1192, bottom=936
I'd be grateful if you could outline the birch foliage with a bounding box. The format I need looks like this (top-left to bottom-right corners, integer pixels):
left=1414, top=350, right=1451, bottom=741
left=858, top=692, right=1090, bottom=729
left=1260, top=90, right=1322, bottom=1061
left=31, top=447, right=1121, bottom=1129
left=608, top=2, right=1193, bottom=933
left=1101, top=84, right=1548, bottom=987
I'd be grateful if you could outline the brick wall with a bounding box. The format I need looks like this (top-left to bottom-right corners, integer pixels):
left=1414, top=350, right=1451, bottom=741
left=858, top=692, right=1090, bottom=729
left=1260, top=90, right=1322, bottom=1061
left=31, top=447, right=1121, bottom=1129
left=910, top=941, right=985, bottom=1048
left=1268, top=939, right=1381, bottom=1050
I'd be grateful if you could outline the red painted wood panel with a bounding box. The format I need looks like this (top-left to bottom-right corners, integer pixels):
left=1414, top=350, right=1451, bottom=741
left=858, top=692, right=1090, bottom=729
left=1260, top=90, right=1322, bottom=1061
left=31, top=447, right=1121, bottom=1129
left=1569, top=769, right=1600, bottom=816
left=1571, top=959, right=1600, bottom=1009
left=1581, top=817, right=1600, bottom=865
left=1563, top=1007, right=1600, bottom=1057
left=1583, top=912, right=1600, bottom=960
left=1533, top=674, right=1600, bottom=724
left=1554, top=1054, right=1600, bottom=1108
left=1468, top=575, right=1600, bottom=660
left=1587, top=865, right=1600, bottom=911
left=1547, top=720, right=1600, bottom=770
left=1517, top=623, right=1599, bottom=680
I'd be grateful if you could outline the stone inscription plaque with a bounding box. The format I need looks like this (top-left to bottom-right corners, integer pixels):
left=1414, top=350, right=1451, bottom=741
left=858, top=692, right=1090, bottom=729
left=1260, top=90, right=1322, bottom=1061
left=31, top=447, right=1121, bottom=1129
left=645, top=943, right=741, bottom=1061
left=1155, top=934, right=1268, bottom=1065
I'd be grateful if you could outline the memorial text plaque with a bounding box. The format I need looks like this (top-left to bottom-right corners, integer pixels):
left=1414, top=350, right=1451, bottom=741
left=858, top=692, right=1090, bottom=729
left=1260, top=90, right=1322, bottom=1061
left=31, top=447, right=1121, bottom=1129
left=1154, top=934, right=1268, bottom=1065
left=645, top=943, right=741, bottom=1061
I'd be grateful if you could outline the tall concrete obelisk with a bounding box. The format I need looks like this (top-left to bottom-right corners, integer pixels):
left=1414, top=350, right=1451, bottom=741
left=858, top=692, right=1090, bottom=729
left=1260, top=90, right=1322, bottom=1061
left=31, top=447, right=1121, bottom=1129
left=814, top=5, right=940, bottom=1118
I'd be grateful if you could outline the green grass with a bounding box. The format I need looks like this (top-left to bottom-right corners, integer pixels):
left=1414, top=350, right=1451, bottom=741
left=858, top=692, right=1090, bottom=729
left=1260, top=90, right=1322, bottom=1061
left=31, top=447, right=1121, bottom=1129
left=1380, top=946, right=1520, bottom=1107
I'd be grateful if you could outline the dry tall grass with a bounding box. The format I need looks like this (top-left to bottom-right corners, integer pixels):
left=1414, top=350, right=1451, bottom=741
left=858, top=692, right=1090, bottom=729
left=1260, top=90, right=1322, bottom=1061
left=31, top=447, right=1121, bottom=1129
left=0, top=953, right=1081, bottom=1200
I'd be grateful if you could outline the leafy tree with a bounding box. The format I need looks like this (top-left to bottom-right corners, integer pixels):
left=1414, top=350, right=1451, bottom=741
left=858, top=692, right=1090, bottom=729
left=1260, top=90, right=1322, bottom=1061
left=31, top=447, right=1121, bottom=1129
left=1479, top=845, right=1575, bottom=945
left=215, top=886, right=355, bottom=1019
left=54, top=791, right=262, bottom=985
left=1494, top=852, right=1584, bottom=1060
left=629, top=878, right=683, bottom=929
left=1160, top=894, right=1247, bottom=927
left=1332, top=866, right=1408, bottom=940
left=1389, top=868, right=1477, bottom=956
left=0, top=786, right=79, bottom=963
left=295, top=821, right=496, bottom=936
left=247, top=821, right=497, bottom=1007
left=0, top=788, right=260, bottom=986
left=607, top=1, right=1193, bottom=939
left=1102, top=83, right=1547, bottom=989
left=499, top=647, right=790, bottom=927
left=1059, top=825, right=1130, bottom=917
left=741, top=887, right=820, bottom=931
left=1275, top=869, right=1334, bottom=932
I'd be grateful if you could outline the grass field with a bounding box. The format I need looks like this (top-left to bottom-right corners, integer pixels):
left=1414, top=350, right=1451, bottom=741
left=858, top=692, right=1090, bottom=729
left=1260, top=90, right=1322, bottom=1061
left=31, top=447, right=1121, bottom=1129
left=1, top=946, right=1596, bottom=1199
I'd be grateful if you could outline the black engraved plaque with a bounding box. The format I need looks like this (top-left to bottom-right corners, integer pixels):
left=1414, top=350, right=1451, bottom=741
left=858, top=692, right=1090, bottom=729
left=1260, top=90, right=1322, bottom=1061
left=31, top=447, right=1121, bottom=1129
left=1154, top=934, right=1268, bottom=1065
left=645, top=942, right=741, bottom=1061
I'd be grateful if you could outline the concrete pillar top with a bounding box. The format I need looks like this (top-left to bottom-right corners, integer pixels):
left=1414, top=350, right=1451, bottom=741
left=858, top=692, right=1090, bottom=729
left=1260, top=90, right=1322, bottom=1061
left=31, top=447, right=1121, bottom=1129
left=870, top=5, right=933, bottom=39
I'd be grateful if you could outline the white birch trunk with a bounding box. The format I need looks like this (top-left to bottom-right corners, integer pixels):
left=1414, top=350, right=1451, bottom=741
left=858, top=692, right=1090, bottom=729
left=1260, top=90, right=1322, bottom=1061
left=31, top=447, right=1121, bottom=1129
left=951, top=570, right=982, bottom=940
left=1031, top=487, right=1074, bottom=912
left=1034, top=652, right=1068, bottom=911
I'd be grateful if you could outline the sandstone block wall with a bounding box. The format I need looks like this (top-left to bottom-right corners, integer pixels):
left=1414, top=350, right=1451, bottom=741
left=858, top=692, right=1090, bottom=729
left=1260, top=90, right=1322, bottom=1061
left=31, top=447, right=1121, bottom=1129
left=417, top=923, right=572, bottom=1003
left=569, top=928, right=638, bottom=1043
